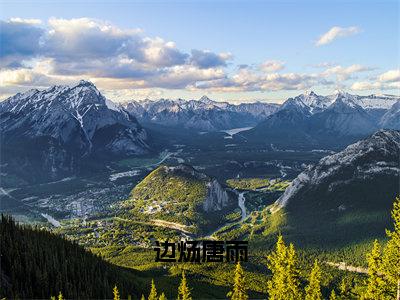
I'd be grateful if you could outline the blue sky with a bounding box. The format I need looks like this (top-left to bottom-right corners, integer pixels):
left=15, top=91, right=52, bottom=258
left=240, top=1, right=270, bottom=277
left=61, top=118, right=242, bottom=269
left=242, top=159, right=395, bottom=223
left=0, top=0, right=399, bottom=103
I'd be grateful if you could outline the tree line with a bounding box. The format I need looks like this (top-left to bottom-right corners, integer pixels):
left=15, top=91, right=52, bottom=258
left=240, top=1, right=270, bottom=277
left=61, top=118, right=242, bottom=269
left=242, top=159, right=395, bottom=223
left=0, top=215, right=142, bottom=299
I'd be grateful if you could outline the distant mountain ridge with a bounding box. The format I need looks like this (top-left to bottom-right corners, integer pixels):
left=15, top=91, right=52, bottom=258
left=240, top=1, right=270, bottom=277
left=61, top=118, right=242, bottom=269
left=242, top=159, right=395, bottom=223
left=125, top=91, right=399, bottom=143
left=124, top=96, right=280, bottom=131
left=244, top=91, right=400, bottom=148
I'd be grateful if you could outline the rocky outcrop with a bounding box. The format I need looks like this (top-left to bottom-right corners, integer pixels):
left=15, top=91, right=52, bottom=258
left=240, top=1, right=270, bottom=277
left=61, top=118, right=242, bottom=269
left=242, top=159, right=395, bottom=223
left=203, top=179, right=231, bottom=212
left=164, top=164, right=234, bottom=212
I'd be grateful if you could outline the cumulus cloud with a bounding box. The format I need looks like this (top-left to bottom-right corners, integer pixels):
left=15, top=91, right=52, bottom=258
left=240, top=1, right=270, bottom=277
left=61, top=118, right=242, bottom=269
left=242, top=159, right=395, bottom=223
left=351, top=69, right=400, bottom=91
left=322, top=64, right=373, bottom=81
left=351, top=81, right=400, bottom=91
left=316, top=26, right=361, bottom=46
left=9, top=18, right=42, bottom=25
left=190, top=50, right=232, bottom=68
left=0, top=17, right=231, bottom=92
left=1, top=17, right=389, bottom=97
left=194, top=68, right=330, bottom=92
left=260, top=60, right=285, bottom=72
left=378, top=69, right=400, bottom=82
left=0, top=19, right=44, bottom=67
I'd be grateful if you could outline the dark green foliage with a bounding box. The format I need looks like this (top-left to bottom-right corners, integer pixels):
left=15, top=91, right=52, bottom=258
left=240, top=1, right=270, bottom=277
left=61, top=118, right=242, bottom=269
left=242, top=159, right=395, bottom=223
left=0, top=215, right=141, bottom=299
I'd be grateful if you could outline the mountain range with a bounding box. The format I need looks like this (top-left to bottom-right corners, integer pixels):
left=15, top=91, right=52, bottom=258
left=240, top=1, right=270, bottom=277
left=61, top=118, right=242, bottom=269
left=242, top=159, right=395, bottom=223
left=124, top=96, right=280, bottom=131
left=244, top=91, right=399, bottom=149
left=1, top=80, right=399, bottom=181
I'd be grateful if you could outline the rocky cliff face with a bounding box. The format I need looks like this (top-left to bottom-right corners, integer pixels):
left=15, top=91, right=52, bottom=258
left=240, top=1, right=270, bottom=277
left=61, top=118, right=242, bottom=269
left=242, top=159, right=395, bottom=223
left=164, top=164, right=234, bottom=213
left=203, top=179, right=231, bottom=212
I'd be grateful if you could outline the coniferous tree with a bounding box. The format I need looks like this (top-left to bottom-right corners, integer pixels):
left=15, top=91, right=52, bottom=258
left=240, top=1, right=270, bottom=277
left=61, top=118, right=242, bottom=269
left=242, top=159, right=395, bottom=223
left=382, top=197, right=400, bottom=300
left=228, top=262, right=248, bottom=300
left=58, top=291, right=63, bottom=300
left=339, top=278, right=350, bottom=298
left=148, top=280, right=157, bottom=300
left=266, top=235, right=301, bottom=300
left=0, top=215, right=140, bottom=299
left=363, top=240, right=387, bottom=299
left=113, top=285, right=120, bottom=300
left=141, top=294, right=145, bottom=300
left=329, top=290, right=338, bottom=300
left=159, top=292, right=167, bottom=300
left=177, top=271, right=192, bottom=300
left=305, top=260, right=322, bottom=300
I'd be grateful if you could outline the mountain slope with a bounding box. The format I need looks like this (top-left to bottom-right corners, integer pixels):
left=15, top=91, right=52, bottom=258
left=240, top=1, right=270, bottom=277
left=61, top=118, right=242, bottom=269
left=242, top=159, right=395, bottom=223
left=0, top=80, right=149, bottom=182
left=309, top=93, right=378, bottom=137
left=274, top=130, right=400, bottom=246
left=244, top=96, right=316, bottom=148
left=119, top=164, right=238, bottom=234
left=0, top=215, right=143, bottom=299
left=380, top=100, right=400, bottom=130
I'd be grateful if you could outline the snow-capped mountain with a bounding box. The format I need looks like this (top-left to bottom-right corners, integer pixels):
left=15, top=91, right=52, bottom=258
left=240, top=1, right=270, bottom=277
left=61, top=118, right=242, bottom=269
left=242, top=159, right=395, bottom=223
left=294, top=90, right=332, bottom=113
left=244, top=96, right=316, bottom=147
left=309, top=93, right=378, bottom=136
left=276, top=129, right=400, bottom=208
left=243, top=91, right=399, bottom=148
left=351, top=93, right=399, bottom=110
left=380, top=100, right=400, bottom=130
left=124, top=96, right=280, bottom=131
left=0, top=80, right=148, bottom=181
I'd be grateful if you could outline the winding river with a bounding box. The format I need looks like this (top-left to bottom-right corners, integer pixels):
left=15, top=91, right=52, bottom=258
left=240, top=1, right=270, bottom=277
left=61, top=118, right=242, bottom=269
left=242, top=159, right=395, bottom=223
left=238, top=192, right=246, bottom=221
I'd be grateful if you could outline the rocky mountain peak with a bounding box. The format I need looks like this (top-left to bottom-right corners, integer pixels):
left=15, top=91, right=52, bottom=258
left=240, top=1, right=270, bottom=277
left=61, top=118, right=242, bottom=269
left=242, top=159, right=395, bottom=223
left=276, top=129, right=400, bottom=208
left=199, top=95, right=213, bottom=103
left=280, top=97, right=311, bottom=115
left=0, top=81, right=149, bottom=181
left=77, top=79, right=96, bottom=87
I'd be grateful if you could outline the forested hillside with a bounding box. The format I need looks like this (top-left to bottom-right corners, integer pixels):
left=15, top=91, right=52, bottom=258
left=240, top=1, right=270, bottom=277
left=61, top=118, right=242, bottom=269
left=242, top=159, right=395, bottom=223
left=0, top=215, right=142, bottom=299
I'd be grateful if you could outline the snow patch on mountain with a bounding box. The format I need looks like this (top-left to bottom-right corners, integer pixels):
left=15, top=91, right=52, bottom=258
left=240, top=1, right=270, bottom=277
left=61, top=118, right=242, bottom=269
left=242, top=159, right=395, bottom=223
left=276, top=130, right=400, bottom=208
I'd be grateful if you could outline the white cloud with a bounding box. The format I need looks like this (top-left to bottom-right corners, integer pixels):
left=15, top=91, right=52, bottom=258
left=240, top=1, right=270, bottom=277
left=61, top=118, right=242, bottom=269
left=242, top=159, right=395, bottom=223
left=193, top=68, right=330, bottom=92
left=378, top=69, right=400, bottom=82
left=351, top=81, right=400, bottom=91
left=260, top=60, right=285, bottom=72
left=9, top=17, right=42, bottom=25
left=351, top=69, right=400, bottom=91
left=322, top=64, right=373, bottom=81
left=350, top=81, right=381, bottom=91
left=316, top=26, right=361, bottom=46
left=1, top=17, right=393, bottom=98
left=190, top=49, right=232, bottom=68
left=0, top=17, right=235, bottom=93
